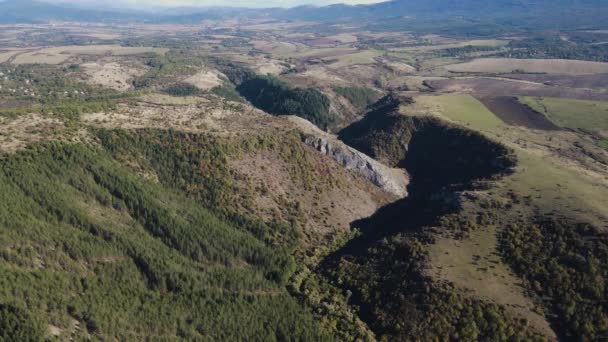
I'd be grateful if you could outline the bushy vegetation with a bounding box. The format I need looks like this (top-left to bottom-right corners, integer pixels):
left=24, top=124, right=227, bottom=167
left=0, top=133, right=329, bottom=340
left=433, top=45, right=501, bottom=58
left=237, top=75, right=335, bottom=130
left=321, top=193, right=543, bottom=341
left=501, top=219, right=608, bottom=340
left=0, top=64, right=146, bottom=127
left=95, top=128, right=379, bottom=339
left=333, top=86, right=380, bottom=111
left=213, top=60, right=257, bottom=85
left=210, top=84, right=245, bottom=103
left=95, top=129, right=306, bottom=249
left=132, top=52, right=200, bottom=89
left=0, top=99, right=116, bottom=121
left=161, top=82, right=201, bottom=96
left=328, top=95, right=538, bottom=339
left=499, top=35, right=608, bottom=62
left=0, top=64, right=122, bottom=111
left=0, top=304, right=44, bottom=341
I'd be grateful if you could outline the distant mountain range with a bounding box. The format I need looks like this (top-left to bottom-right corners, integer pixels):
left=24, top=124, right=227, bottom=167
left=0, top=0, right=137, bottom=23
left=1, top=0, right=607, bottom=31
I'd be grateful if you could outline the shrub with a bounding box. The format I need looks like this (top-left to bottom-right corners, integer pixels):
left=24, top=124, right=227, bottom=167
left=161, top=83, right=201, bottom=97
left=0, top=304, right=44, bottom=342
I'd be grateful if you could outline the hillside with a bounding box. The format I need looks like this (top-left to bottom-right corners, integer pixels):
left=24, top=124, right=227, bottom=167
left=0, top=87, right=399, bottom=339
left=1, top=0, right=607, bottom=33
left=1, top=5, right=608, bottom=341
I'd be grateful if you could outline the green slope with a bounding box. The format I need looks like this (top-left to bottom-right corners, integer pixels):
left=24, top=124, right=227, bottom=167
left=0, top=130, right=328, bottom=341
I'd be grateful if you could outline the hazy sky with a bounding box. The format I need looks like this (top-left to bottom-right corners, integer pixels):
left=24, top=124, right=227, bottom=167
left=43, top=0, right=386, bottom=8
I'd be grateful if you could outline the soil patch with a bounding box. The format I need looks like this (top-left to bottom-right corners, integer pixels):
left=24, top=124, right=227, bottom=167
left=505, top=73, right=608, bottom=89
left=427, top=77, right=608, bottom=101
left=479, top=96, right=560, bottom=130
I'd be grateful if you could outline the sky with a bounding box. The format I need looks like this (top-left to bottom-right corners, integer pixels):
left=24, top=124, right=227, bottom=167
left=42, top=0, right=386, bottom=8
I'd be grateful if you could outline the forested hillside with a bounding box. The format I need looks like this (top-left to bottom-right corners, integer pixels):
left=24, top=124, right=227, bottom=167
left=237, top=75, right=336, bottom=131
left=0, top=130, right=329, bottom=340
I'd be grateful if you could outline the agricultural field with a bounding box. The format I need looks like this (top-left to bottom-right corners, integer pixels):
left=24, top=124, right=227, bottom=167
left=444, top=58, right=608, bottom=74
left=519, top=97, right=608, bottom=137
left=391, top=39, right=508, bottom=53
left=10, top=45, right=168, bottom=65
left=325, top=49, right=385, bottom=69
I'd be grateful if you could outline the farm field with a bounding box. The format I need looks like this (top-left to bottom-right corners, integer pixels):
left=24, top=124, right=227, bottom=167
left=444, top=58, right=608, bottom=74
left=410, top=94, right=505, bottom=130
left=426, top=77, right=608, bottom=101
left=519, top=97, right=608, bottom=137
left=410, top=94, right=607, bottom=224
left=10, top=45, right=168, bottom=65
left=480, top=96, right=559, bottom=130
left=391, top=39, right=507, bottom=52
left=325, top=49, right=384, bottom=69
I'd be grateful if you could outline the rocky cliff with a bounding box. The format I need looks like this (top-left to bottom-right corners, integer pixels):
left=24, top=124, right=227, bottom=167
left=288, top=116, right=409, bottom=198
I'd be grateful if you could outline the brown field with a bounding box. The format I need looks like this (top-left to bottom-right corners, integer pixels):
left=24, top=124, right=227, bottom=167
left=301, top=37, right=338, bottom=47
left=0, top=49, right=25, bottom=63
left=444, top=58, right=608, bottom=74
left=427, top=77, right=608, bottom=101
left=479, top=96, right=560, bottom=130
left=252, top=40, right=275, bottom=52
left=325, top=33, right=358, bottom=43
left=504, top=73, right=608, bottom=89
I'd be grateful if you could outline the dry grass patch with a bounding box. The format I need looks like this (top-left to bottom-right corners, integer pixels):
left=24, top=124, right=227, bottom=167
left=220, top=53, right=289, bottom=75
left=284, top=65, right=348, bottom=87
left=0, top=48, right=35, bottom=63
left=183, top=69, right=224, bottom=91
left=81, top=94, right=288, bottom=137
left=229, top=148, right=393, bottom=239
left=325, top=50, right=384, bottom=69
left=82, top=61, right=146, bottom=91
left=427, top=224, right=556, bottom=339
left=12, top=45, right=168, bottom=65
left=0, top=113, right=65, bottom=153
left=382, top=60, right=416, bottom=73
left=252, top=40, right=275, bottom=52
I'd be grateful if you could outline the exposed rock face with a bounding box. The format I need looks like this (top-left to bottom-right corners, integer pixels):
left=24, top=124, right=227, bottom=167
left=288, top=116, right=409, bottom=197
left=303, top=135, right=409, bottom=197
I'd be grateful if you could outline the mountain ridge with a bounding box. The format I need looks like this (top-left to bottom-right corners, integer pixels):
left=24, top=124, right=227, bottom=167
left=1, top=0, right=607, bottom=26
